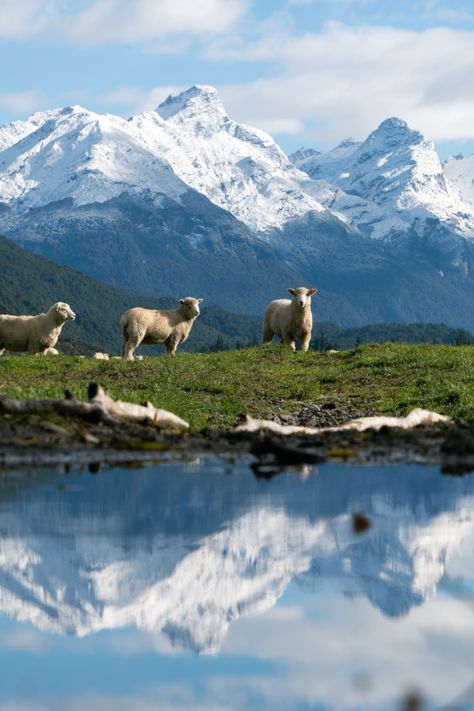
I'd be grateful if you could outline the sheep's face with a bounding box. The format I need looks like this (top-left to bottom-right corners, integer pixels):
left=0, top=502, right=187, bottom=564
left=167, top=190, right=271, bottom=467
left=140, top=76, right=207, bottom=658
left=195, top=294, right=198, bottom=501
left=288, top=287, right=318, bottom=309
left=53, top=302, right=76, bottom=323
left=179, top=297, right=203, bottom=318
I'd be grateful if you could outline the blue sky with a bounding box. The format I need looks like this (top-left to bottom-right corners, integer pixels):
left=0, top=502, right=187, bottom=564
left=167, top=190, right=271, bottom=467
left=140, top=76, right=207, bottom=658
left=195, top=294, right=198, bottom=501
left=1, top=0, right=474, bottom=157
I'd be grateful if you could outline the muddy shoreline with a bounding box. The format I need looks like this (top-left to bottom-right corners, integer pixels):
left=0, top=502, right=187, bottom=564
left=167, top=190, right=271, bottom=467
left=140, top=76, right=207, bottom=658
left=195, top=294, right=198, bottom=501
left=1, top=407, right=474, bottom=476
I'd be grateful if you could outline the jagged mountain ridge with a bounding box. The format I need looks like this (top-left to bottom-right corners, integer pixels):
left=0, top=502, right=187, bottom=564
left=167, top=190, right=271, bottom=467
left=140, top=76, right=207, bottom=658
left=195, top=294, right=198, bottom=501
left=2, top=87, right=474, bottom=324
left=0, top=462, right=473, bottom=654
left=0, top=87, right=325, bottom=233
left=291, top=118, right=474, bottom=243
left=130, top=85, right=325, bottom=233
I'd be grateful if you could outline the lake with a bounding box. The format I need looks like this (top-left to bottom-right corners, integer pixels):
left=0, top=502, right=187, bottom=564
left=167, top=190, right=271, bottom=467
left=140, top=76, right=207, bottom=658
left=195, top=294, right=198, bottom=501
left=0, top=456, right=472, bottom=710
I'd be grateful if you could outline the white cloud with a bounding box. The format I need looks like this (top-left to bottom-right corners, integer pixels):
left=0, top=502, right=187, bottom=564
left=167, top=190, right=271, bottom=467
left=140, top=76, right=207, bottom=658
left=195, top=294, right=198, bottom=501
left=63, top=0, right=249, bottom=45
left=208, top=22, right=474, bottom=146
left=0, top=0, right=57, bottom=39
left=0, top=627, right=51, bottom=654
left=217, top=593, right=474, bottom=710
left=0, top=90, right=48, bottom=115
left=0, top=0, right=249, bottom=46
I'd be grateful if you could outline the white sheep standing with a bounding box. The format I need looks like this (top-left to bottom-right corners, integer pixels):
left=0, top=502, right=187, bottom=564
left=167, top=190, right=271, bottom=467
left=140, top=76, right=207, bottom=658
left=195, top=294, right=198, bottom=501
left=262, top=287, right=317, bottom=352
left=121, top=297, right=203, bottom=360
left=0, top=302, right=76, bottom=355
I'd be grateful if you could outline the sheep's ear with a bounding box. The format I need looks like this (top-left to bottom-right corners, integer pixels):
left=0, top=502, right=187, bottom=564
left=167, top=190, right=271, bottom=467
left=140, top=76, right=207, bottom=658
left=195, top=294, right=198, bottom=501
left=307, top=288, right=318, bottom=296
left=198, top=299, right=203, bottom=304
left=288, top=288, right=296, bottom=295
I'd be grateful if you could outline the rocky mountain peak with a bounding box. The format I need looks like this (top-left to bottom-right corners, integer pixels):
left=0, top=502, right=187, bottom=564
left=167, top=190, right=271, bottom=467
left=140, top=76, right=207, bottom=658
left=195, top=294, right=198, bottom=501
left=157, top=84, right=227, bottom=122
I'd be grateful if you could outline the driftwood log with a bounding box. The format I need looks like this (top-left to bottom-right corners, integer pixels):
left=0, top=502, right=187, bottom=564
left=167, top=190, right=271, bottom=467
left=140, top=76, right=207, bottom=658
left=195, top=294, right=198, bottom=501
left=0, top=383, right=189, bottom=431
left=88, top=384, right=189, bottom=429
left=236, top=408, right=450, bottom=436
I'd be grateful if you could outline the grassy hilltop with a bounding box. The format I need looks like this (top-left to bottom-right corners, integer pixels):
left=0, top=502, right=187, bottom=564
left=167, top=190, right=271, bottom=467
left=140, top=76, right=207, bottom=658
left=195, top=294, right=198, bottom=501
left=1, top=343, right=473, bottom=431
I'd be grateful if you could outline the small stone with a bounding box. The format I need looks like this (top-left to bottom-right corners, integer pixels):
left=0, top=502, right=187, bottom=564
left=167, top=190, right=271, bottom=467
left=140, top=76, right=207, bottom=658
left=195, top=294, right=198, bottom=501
left=352, top=512, right=371, bottom=534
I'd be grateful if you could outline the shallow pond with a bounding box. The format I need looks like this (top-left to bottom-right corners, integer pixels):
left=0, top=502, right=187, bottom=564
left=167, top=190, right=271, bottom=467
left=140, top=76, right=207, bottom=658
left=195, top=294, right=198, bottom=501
left=0, top=457, right=473, bottom=710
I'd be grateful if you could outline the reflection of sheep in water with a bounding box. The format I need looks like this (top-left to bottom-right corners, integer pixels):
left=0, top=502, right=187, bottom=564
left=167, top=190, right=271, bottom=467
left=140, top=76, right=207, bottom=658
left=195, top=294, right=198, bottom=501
left=121, top=297, right=203, bottom=360
left=262, top=287, right=317, bottom=352
left=0, top=302, right=76, bottom=355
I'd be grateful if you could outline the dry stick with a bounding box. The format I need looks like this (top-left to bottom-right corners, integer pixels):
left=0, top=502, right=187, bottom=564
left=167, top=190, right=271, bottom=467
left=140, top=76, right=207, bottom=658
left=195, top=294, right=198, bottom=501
left=88, top=383, right=189, bottom=429
left=0, top=384, right=189, bottom=431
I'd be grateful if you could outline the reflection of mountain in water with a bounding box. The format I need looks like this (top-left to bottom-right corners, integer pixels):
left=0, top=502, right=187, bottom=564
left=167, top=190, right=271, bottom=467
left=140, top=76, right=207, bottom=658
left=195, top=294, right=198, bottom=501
left=0, top=461, right=473, bottom=654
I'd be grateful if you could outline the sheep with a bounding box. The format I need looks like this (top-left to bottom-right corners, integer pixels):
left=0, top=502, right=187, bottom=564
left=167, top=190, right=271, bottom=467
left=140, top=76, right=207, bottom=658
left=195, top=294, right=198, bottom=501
left=262, top=287, right=317, bottom=352
left=121, top=297, right=203, bottom=360
left=0, top=302, right=76, bottom=355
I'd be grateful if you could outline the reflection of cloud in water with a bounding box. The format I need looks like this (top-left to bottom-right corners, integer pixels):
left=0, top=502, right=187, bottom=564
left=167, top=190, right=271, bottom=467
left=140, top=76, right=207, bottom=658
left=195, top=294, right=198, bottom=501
left=220, top=592, right=474, bottom=711
left=0, top=594, right=473, bottom=711
left=0, top=461, right=472, bottom=658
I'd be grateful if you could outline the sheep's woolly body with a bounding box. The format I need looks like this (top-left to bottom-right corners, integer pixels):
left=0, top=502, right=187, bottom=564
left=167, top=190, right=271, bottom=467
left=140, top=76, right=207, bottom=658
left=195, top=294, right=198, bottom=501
left=262, top=287, right=317, bottom=352
left=121, top=297, right=203, bottom=359
left=0, top=302, right=75, bottom=355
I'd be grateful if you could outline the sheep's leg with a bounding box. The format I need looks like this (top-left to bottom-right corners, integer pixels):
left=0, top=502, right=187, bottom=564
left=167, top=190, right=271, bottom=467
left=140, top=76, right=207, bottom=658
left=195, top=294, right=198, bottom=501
left=122, top=335, right=141, bottom=361
left=123, top=341, right=137, bottom=360
left=122, top=324, right=147, bottom=360
left=301, top=333, right=312, bottom=353
left=282, top=333, right=296, bottom=352
left=261, top=323, right=274, bottom=344
left=0, top=349, right=4, bottom=356
left=165, top=336, right=179, bottom=355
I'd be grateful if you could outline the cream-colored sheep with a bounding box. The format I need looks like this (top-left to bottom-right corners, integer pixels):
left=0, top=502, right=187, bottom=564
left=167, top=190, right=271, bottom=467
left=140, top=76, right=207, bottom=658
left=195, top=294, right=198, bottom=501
left=0, top=302, right=76, bottom=355
left=121, top=297, right=203, bottom=360
left=262, top=287, right=317, bottom=352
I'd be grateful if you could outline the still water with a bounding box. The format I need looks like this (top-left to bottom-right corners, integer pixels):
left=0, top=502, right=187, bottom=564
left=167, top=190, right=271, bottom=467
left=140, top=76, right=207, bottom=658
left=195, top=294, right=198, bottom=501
left=0, top=457, right=472, bottom=711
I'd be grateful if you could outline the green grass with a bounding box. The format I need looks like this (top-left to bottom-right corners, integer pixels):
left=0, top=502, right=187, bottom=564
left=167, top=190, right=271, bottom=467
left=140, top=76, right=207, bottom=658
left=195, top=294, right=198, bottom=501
left=1, top=343, right=474, bottom=430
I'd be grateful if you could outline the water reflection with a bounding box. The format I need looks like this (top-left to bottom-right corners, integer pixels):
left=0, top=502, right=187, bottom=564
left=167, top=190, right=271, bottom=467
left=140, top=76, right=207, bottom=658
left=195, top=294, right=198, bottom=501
left=0, top=458, right=472, bottom=710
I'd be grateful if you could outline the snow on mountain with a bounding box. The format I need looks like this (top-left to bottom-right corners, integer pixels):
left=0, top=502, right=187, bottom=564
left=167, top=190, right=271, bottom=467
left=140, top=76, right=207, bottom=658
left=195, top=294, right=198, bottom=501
left=292, top=138, right=360, bottom=184
left=292, top=118, right=474, bottom=241
left=1, top=92, right=473, bottom=243
left=444, top=153, right=474, bottom=207
left=2, top=88, right=474, bottom=324
left=0, top=86, right=328, bottom=234
left=0, top=108, right=63, bottom=152
left=0, top=105, right=186, bottom=211
left=128, top=85, right=325, bottom=233
left=2, top=88, right=473, bottom=246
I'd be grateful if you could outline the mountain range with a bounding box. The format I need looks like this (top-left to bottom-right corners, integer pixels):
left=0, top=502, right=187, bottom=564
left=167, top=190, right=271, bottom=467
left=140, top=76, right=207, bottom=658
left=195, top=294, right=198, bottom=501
left=1, top=85, right=474, bottom=327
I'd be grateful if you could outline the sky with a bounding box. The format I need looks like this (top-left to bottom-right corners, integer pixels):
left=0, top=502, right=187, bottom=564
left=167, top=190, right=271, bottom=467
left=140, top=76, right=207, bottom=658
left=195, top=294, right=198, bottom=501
left=1, top=0, right=474, bottom=157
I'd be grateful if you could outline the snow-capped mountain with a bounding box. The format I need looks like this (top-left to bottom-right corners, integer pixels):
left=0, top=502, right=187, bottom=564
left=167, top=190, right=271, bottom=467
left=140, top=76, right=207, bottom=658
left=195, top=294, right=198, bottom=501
left=292, top=118, right=474, bottom=242
left=0, top=462, right=472, bottom=654
left=0, top=86, right=325, bottom=234
left=2, top=86, right=474, bottom=325
left=444, top=153, right=474, bottom=206
left=0, top=108, right=64, bottom=152
left=0, top=93, right=311, bottom=314
left=0, top=105, right=187, bottom=210
left=129, top=85, right=325, bottom=233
